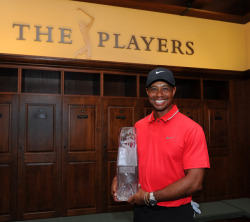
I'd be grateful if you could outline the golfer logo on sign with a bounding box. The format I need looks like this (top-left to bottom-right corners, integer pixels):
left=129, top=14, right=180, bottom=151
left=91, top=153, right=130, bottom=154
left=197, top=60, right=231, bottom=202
left=75, top=8, right=94, bottom=59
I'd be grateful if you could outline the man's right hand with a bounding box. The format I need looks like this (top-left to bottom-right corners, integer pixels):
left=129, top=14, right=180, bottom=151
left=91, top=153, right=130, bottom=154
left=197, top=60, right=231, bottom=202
left=111, top=175, right=119, bottom=201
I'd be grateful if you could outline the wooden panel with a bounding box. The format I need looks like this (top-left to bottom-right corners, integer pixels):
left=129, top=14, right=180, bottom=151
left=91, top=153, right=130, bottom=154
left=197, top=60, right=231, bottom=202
left=103, top=98, right=138, bottom=152
left=0, top=95, right=18, bottom=221
left=69, top=105, right=95, bottom=151
left=206, top=108, right=229, bottom=147
left=204, top=101, right=229, bottom=153
left=246, top=79, right=250, bottom=197
left=18, top=95, right=61, bottom=220
left=179, top=107, right=199, bottom=122
left=205, top=156, right=229, bottom=201
left=62, top=96, right=101, bottom=216
left=138, top=98, right=152, bottom=119
left=26, top=105, right=54, bottom=152
left=0, top=165, right=10, bottom=216
left=229, top=80, right=249, bottom=198
left=0, top=105, right=10, bottom=153
left=174, top=99, right=202, bottom=125
left=68, top=162, right=96, bottom=209
left=108, top=107, right=134, bottom=151
left=203, top=101, right=230, bottom=201
left=23, top=163, right=55, bottom=213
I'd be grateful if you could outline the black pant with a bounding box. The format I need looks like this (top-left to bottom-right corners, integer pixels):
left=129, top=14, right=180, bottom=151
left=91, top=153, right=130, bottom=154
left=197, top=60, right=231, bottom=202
left=133, top=203, right=194, bottom=222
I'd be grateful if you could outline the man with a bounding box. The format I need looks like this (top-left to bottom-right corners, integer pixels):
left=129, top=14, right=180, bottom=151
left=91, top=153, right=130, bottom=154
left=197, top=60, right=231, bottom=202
left=111, top=67, right=210, bottom=222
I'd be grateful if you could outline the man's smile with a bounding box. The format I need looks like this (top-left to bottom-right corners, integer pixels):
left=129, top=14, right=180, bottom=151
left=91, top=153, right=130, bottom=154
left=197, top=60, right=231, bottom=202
left=154, top=99, right=167, bottom=105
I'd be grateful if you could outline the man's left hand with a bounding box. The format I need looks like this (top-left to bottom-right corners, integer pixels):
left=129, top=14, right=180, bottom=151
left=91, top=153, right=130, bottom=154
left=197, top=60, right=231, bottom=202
left=127, top=187, right=147, bottom=205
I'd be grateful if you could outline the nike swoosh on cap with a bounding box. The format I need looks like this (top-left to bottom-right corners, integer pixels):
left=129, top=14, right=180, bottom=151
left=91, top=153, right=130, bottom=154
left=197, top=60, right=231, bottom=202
left=155, top=71, right=165, bottom=74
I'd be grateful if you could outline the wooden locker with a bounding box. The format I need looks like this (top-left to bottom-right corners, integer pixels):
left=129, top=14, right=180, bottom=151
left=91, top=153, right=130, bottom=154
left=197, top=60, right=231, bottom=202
left=103, top=98, right=139, bottom=212
left=17, top=95, right=61, bottom=220
left=0, top=95, right=18, bottom=221
left=62, top=96, right=101, bottom=216
left=203, top=101, right=230, bottom=201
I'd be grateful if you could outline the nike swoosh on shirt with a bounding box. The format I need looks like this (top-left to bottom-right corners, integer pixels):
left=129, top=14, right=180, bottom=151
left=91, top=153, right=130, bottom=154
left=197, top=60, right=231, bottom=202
left=166, top=137, right=174, bottom=139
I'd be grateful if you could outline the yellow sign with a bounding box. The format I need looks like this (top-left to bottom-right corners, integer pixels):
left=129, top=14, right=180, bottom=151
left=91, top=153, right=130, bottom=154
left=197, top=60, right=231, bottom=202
left=0, top=0, right=248, bottom=71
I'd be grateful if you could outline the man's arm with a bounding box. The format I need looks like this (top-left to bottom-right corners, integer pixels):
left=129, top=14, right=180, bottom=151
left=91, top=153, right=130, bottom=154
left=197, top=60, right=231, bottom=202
left=153, top=168, right=205, bottom=202
left=128, top=168, right=205, bottom=205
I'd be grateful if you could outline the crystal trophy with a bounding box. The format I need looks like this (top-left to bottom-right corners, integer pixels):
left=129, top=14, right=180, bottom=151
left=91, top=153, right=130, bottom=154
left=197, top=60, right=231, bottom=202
left=117, top=127, right=138, bottom=201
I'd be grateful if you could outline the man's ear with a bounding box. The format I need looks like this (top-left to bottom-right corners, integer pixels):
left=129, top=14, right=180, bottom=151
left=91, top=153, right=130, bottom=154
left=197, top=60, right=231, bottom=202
left=172, top=87, right=177, bottom=97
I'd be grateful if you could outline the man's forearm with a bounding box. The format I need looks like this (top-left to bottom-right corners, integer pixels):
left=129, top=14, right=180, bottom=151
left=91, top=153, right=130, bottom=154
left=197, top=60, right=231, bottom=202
left=153, top=168, right=205, bottom=202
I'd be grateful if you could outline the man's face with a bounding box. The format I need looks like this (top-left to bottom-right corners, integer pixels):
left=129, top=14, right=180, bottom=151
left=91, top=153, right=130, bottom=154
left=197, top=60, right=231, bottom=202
left=146, top=81, right=176, bottom=114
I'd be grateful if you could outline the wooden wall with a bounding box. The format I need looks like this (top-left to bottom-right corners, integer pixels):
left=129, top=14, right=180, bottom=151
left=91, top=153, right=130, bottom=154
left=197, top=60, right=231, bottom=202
left=245, top=72, right=250, bottom=198
left=0, top=53, right=249, bottom=221
left=229, top=79, right=248, bottom=198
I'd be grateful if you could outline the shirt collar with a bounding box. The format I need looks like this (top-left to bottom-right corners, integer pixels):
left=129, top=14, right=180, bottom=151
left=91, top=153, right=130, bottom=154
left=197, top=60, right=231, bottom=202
left=147, top=105, right=179, bottom=123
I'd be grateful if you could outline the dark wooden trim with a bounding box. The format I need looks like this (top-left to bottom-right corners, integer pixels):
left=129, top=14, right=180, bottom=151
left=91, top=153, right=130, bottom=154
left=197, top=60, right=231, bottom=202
left=72, top=0, right=249, bottom=24
left=243, top=12, right=250, bottom=24
left=183, top=8, right=248, bottom=24
left=0, top=53, right=244, bottom=80
left=244, top=69, right=250, bottom=80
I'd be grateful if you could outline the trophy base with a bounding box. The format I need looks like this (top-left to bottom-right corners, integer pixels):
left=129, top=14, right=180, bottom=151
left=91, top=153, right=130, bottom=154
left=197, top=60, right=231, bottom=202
left=117, top=166, right=138, bottom=201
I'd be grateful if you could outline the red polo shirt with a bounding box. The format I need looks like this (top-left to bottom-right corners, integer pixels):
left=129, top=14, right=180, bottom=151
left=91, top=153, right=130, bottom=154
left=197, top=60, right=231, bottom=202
left=135, top=105, right=210, bottom=207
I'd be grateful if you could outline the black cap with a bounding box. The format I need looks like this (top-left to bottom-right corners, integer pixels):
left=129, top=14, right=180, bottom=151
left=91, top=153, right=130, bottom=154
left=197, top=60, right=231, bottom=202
left=146, top=67, right=175, bottom=88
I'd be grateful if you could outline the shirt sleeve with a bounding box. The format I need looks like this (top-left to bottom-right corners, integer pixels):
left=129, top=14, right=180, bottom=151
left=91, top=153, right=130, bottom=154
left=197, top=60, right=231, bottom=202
left=182, top=124, right=210, bottom=170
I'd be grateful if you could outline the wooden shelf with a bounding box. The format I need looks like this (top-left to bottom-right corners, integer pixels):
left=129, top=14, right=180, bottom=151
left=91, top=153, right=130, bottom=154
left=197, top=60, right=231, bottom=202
left=175, top=78, right=201, bottom=99
left=104, top=74, right=136, bottom=97
left=64, top=71, right=100, bottom=95
left=204, top=80, right=229, bottom=100
left=21, top=69, right=61, bottom=94
left=0, top=67, right=18, bottom=92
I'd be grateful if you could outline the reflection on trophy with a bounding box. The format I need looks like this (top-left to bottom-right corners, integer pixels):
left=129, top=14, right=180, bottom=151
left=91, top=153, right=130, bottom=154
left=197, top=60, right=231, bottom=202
left=117, top=127, right=138, bottom=201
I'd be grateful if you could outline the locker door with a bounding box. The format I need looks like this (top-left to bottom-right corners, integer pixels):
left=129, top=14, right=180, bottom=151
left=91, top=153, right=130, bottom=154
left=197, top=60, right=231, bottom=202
left=18, top=95, right=61, bottom=220
left=203, top=101, right=230, bottom=201
left=62, top=96, right=101, bottom=216
left=0, top=95, right=18, bottom=221
left=103, top=98, right=139, bottom=212
left=204, top=102, right=229, bottom=148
